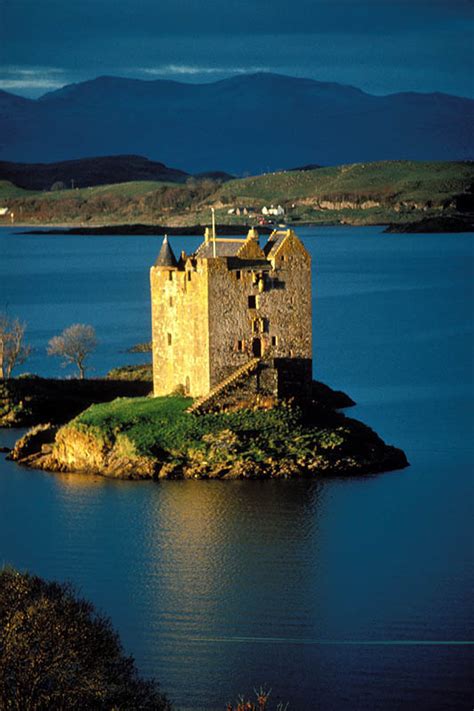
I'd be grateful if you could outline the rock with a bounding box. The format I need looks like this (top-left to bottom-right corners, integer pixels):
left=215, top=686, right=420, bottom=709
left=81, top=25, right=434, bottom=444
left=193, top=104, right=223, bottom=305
left=8, top=423, right=57, bottom=463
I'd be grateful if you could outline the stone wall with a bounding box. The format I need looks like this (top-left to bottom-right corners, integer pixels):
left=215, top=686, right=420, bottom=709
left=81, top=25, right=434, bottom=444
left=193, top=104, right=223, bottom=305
left=150, top=261, right=210, bottom=397
left=207, top=238, right=312, bottom=390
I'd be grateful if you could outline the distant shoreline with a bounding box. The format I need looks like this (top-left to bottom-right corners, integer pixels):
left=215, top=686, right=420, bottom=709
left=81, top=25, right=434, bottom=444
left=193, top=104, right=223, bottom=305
left=10, top=223, right=276, bottom=236
left=3, top=215, right=473, bottom=236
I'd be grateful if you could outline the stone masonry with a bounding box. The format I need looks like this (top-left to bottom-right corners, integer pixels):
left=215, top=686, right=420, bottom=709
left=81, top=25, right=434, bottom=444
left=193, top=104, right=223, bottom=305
left=150, top=228, right=312, bottom=400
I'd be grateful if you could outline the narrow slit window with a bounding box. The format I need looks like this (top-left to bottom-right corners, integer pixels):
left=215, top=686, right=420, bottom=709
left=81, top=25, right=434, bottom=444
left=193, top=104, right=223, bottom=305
left=187, top=271, right=192, bottom=281
left=167, top=333, right=172, bottom=346
left=237, top=339, right=244, bottom=352
left=271, top=335, right=278, bottom=346
left=236, top=270, right=241, bottom=280
left=169, top=296, right=173, bottom=307
left=248, top=295, right=256, bottom=309
left=168, top=271, right=173, bottom=281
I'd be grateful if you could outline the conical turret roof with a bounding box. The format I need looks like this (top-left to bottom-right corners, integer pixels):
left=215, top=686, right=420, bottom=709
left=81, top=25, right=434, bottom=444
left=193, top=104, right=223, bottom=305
left=154, top=235, right=177, bottom=267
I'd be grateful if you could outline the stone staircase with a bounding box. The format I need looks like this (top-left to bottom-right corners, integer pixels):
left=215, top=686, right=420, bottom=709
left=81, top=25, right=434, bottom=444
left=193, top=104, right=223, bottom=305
left=186, top=357, right=261, bottom=414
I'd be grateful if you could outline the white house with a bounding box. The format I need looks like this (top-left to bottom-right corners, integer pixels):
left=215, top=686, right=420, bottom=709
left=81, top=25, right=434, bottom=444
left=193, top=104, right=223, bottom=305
left=262, top=204, right=285, bottom=217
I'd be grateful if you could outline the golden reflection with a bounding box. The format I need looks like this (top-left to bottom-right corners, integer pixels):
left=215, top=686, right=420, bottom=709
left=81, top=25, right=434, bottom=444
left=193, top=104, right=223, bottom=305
left=144, top=480, right=324, bottom=626
left=54, top=471, right=109, bottom=490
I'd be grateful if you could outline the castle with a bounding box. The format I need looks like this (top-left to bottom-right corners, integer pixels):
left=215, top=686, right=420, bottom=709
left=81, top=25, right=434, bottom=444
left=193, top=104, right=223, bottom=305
left=150, top=227, right=312, bottom=409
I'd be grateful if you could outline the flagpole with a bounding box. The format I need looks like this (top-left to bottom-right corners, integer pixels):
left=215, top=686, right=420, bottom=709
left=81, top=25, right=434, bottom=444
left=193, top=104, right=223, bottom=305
left=211, top=207, right=216, bottom=257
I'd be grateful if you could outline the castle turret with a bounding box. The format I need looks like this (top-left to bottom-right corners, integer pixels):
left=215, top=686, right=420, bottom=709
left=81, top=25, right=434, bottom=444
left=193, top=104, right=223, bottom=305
left=154, top=235, right=177, bottom=268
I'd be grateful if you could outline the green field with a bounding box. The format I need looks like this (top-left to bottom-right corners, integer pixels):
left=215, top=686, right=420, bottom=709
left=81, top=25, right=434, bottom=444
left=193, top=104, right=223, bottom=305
left=40, top=180, right=183, bottom=201
left=217, top=161, right=474, bottom=204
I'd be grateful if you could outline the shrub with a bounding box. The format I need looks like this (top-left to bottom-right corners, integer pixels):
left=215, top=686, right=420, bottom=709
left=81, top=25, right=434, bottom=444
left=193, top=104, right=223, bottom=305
left=0, top=568, right=172, bottom=710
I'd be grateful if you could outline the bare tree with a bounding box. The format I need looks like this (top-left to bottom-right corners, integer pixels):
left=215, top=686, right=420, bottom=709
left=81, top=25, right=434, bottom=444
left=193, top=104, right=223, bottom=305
left=0, top=312, right=31, bottom=379
left=47, top=324, right=97, bottom=379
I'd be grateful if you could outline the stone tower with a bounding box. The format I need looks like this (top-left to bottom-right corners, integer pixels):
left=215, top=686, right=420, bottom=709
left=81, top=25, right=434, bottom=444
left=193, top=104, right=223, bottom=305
left=150, top=228, right=312, bottom=401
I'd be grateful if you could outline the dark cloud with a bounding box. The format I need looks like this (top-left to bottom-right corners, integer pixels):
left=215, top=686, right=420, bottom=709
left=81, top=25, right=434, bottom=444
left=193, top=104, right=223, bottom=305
left=1, top=0, right=472, bottom=97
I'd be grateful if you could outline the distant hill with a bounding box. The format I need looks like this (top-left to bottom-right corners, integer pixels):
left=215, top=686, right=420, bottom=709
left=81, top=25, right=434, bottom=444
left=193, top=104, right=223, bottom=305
left=216, top=160, right=474, bottom=206
left=0, top=155, right=189, bottom=190
left=3, top=159, right=473, bottom=228
left=0, top=73, right=472, bottom=173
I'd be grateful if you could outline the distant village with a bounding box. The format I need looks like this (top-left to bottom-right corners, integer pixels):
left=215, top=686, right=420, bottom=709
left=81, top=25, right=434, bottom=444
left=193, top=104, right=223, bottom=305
left=227, top=204, right=285, bottom=224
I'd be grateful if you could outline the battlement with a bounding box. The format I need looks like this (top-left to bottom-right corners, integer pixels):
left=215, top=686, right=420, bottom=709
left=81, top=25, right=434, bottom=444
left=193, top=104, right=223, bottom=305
left=150, top=227, right=312, bottom=399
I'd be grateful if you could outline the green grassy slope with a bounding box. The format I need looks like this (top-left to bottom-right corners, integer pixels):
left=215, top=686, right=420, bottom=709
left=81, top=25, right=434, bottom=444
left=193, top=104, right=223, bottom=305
left=73, top=395, right=356, bottom=462
left=69, top=394, right=407, bottom=478
left=39, top=180, right=184, bottom=201
left=218, top=161, right=474, bottom=204
left=0, top=180, right=38, bottom=200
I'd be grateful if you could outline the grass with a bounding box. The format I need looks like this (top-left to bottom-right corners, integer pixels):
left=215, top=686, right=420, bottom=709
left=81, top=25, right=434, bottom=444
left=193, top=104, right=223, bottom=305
left=73, top=395, right=344, bottom=462
left=217, top=160, right=474, bottom=204
left=38, top=180, right=184, bottom=201
left=0, top=180, right=38, bottom=200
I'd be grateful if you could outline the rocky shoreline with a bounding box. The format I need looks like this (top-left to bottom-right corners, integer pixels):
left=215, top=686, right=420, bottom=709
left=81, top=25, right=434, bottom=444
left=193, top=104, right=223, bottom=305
left=8, top=417, right=408, bottom=481
left=4, top=382, right=409, bottom=481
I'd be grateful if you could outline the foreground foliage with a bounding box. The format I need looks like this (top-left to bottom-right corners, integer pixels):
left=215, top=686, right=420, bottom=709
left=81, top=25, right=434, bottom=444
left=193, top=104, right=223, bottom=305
left=0, top=568, right=172, bottom=710
left=227, top=688, right=288, bottom=711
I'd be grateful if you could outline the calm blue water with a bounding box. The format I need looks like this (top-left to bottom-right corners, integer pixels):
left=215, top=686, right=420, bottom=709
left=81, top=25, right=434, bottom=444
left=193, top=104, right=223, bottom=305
left=0, top=226, right=473, bottom=710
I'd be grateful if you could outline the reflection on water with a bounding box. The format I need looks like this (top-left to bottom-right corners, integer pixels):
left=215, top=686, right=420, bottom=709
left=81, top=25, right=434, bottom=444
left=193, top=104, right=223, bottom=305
left=0, top=228, right=473, bottom=710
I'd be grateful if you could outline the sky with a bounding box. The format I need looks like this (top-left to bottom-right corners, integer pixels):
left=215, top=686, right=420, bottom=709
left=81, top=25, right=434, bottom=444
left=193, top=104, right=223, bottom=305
left=1, top=0, right=473, bottom=98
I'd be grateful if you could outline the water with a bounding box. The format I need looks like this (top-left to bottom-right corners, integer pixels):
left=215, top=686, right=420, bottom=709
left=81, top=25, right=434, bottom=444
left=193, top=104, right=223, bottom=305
left=0, top=226, right=473, bottom=710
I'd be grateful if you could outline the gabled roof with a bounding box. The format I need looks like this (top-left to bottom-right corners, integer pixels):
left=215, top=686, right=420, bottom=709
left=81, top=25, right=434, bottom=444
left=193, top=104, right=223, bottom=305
left=195, top=239, right=246, bottom=258
left=154, top=235, right=177, bottom=267
left=264, top=229, right=308, bottom=260
left=263, top=230, right=287, bottom=258
left=194, top=228, right=267, bottom=261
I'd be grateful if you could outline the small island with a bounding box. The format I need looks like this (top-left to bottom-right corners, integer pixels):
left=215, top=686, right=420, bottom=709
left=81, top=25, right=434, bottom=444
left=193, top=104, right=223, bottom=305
left=6, top=227, right=408, bottom=480
left=9, top=390, right=407, bottom=479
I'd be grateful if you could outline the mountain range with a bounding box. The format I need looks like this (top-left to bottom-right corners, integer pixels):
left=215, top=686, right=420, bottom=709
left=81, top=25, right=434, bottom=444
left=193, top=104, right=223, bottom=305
left=1, top=73, right=473, bottom=174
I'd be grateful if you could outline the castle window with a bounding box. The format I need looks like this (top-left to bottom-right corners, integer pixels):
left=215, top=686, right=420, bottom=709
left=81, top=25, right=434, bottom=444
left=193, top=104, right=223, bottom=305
left=236, top=270, right=241, bottom=280
left=187, top=271, right=192, bottom=281
left=248, top=295, right=257, bottom=309
left=168, top=271, right=173, bottom=281
left=167, top=333, right=172, bottom=345
left=169, top=296, right=173, bottom=307
left=236, top=339, right=244, bottom=352
left=271, top=335, right=278, bottom=347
